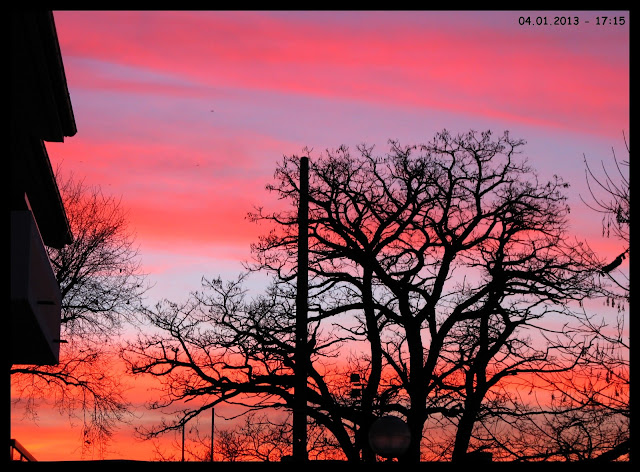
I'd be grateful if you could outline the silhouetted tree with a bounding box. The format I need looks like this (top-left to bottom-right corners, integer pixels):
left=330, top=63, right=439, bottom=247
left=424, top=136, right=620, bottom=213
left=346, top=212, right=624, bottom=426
left=123, top=272, right=366, bottom=461
left=253, top=130, right=602, bottom=461
left=10, top=171, right=149, bottom=457
left=531, top=136, right=630, bottom=462
left=124, top=130, right=602, bottom=462
left=582, top=134, right=629, bottom=297
left=208, top=412, right=290, bottom=462
left=158, top=411, right=342, bottom=462
left=454, top=136, right=630, bottom=462
left=540, top=135, right=631, bottom=462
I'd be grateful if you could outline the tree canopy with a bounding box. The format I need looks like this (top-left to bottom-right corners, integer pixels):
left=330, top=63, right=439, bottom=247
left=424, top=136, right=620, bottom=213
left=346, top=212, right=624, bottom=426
left=123, top=130, right=625, bottom=462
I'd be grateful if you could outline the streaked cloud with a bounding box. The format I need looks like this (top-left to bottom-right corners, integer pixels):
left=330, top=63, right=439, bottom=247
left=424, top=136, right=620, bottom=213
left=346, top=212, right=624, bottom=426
left=15, top=10, right=628, bottom=461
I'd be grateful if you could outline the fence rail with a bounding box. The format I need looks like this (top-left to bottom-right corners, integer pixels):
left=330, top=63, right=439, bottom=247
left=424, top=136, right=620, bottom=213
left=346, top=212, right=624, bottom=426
left=10, top=439, right=37, bottom=462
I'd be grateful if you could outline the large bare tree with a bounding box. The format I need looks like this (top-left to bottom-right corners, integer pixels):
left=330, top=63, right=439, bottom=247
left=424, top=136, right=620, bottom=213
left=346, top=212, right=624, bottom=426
left=124, top=130, right=603, bottom=462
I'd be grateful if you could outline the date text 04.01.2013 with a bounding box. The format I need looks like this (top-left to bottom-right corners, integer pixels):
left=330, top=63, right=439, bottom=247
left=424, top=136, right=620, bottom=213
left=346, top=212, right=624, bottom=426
left=518, top=16, right=626, bottom=27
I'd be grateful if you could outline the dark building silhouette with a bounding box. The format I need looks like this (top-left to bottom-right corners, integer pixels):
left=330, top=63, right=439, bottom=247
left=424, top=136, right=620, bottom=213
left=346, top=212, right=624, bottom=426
left=10, top=10, right=76, bottom=461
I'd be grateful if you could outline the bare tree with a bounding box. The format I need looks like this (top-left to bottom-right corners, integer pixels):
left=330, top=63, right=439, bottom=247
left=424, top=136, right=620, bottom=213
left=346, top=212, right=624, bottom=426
left=453, top=136, right=631, bottom=463
left=123, top=272, right=366, bottom=461
left=10, top=171, right=149, bottom=457
left=51, top=173, right=148, bottom=336
left=582, top=134, right=629, bottom=295
left=550, top=135, right=631, bottom=462
left=213, top=412, right=345, bottom=462
left=537, top=135, right=632, bottom=462
left=208, top=413, right=289, bottom=462
left=252, top=130, right=601, bottom=461
left=124, top=130, right=602, bottom=462
left=582, top=134, right=629, bottom=245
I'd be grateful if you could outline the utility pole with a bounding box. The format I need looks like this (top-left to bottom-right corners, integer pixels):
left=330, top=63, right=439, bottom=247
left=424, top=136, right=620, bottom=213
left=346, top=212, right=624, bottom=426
left=293, top=156, right=309, bottom=462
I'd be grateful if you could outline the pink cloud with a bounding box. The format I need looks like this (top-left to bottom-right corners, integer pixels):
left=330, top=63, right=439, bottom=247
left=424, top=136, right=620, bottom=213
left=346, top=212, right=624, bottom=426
left=54, top=11, right=628, bottom=138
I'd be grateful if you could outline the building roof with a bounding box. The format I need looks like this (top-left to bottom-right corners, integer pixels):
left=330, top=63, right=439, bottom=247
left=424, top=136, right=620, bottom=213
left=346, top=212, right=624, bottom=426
left=11, top=10, right=77, bottom=141
left=11, top=10, right=76, bottom=248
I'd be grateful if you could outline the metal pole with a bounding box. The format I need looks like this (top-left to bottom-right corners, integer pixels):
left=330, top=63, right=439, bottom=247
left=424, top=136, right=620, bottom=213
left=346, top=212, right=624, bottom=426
left=293, top=156, right=309, bottom=462
left=181, top=423, right=185, bottom=462
left=211, top=407, right=216, bottom=462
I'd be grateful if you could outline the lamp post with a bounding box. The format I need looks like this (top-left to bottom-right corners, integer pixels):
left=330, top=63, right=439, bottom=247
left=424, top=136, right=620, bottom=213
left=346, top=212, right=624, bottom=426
left=180, top=406, right=214, bottom=462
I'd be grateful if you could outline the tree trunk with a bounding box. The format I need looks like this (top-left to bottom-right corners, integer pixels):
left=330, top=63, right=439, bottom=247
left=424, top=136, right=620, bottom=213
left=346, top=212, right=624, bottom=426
left=451, top=396, right=481, bottom=462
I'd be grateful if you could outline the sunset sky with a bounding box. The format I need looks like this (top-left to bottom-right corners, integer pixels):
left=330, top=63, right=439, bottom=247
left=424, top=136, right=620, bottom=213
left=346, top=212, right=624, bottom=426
left=11, top=10, right=629, bottom=461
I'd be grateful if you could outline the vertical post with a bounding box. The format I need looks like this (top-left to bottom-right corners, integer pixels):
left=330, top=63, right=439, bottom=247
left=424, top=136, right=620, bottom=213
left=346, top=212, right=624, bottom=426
left=181, top=422, right=185, bottom=462
left=293, top=156, right=309, bottom=462
left=210, top=407, right=215, bottom=462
